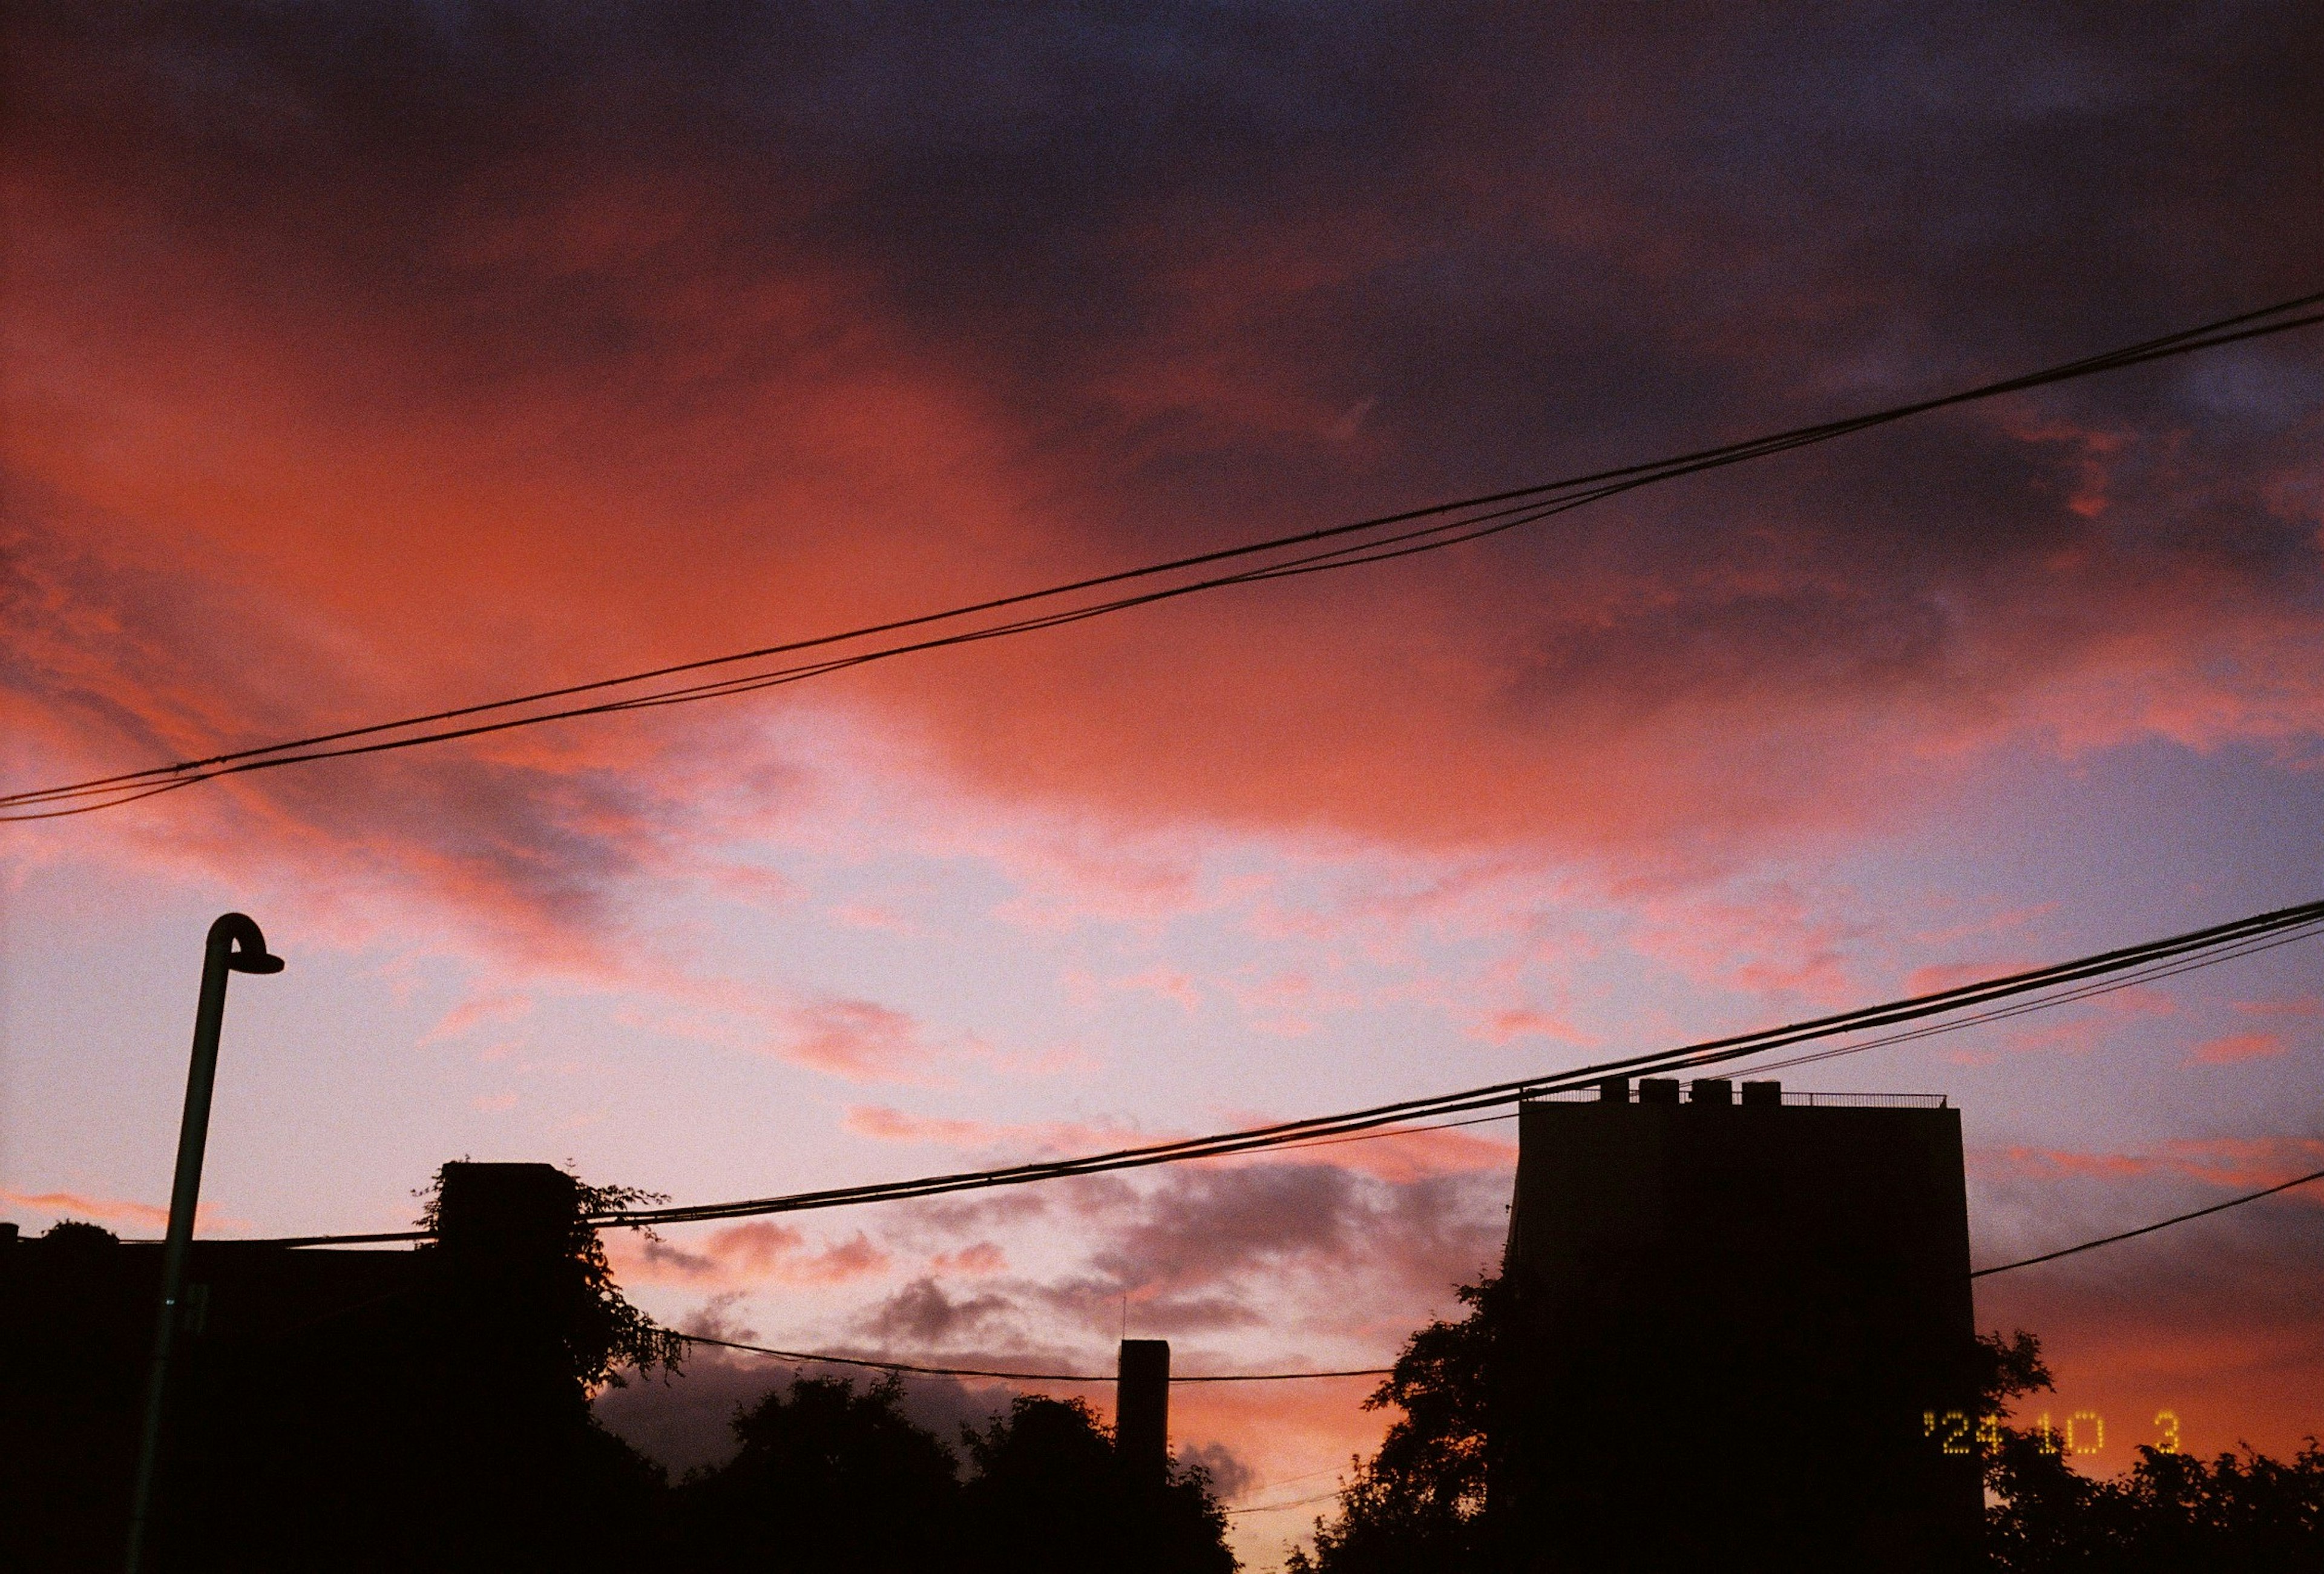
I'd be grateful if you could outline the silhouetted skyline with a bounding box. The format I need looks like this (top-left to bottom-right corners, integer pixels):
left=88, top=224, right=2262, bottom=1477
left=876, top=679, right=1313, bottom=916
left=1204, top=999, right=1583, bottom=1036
left=6, top=6, right=2322, bottom=1567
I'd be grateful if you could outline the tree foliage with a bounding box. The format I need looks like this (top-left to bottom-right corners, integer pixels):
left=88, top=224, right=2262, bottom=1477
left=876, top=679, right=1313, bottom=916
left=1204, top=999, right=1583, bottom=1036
left=679, top=1374, right=959, bottom=1572
left=1290, top=1289, right=2322, bottom=1574
left=959, top=1394, right=1237, bottom=1574
left=413, top=1167, right=685, bottom=1391
left=1978, top=1330, right=2324, bottom=1572
left=1285, top=1273, right=1513, bottom=1574
left=679, top=1380, right=1239, bottom=1573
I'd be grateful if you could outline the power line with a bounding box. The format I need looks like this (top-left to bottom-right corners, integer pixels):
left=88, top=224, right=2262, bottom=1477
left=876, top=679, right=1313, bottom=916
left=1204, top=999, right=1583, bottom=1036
left=1971, top=1166, right=2324, bottom=1279
left=247, top=898, right=2324, bottom=1247
left=1224, top=1490, right=1344, bottom=1518
left=590, top=900, right=2324, bottom=1230
left=671, top=1169, right=2324, bottom=1392
left=673, top=1331, right=1390, bottom=1386
left=9, top=292, right=2320, bottom=822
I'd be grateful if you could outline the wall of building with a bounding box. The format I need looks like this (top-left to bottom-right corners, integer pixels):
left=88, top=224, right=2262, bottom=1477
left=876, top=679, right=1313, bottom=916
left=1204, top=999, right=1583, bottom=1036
left=1496, top=1083, right=1981, bottom=1573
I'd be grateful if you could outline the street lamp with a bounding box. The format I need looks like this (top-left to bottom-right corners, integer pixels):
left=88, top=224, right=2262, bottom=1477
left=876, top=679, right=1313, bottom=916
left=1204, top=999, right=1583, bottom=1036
left=123, top=912, right=283, bottom=1574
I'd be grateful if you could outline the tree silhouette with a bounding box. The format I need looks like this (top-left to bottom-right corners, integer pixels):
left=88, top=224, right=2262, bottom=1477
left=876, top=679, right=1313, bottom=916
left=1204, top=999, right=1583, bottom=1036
left=1979, top=1331, right=2324, bottom=1573
left=1294, top=1297, right=2323, bottom=1574
left=677, top=1380, right=1238, bottom=1572
left=679, top=1374, right=960, bottom=1572
left=957, top=1394, right=1237, bottom=1574
left=1285, top=1273, right=1511, bottom=1574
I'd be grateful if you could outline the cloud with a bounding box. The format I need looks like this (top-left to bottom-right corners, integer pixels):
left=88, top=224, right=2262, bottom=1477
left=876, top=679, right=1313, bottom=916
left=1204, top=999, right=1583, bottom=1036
left=779, top=998, right=934, bottom=1082
left=1, top=1188, right=235, bottom=1232
left=1995, top=984, right=2179, bottom=1058
left=1471, top=1007, right=1586, bottom=1047
left=862, top=1277, right=1023, bottom=1345
left=2231, top=993, right=2323, bottom=1019
left=1176, top=1439, right=1256, bottom=1501
left=420, top=990, right=534, bottom=1045
left=2185, top=1030, right=2290, bottom=1065
left=1026, top=1162, right=1507, bottom=1339
left=623, top=1221, right=890, bottom=1288
left=1973, top=1172, right=2324, bottom=1462
left=6, top=1, right=2322, bottom=967
left=1974, top=1136, right=2324, bottom=1193
left=931, top=1241, right=1008, bottom=1276
left=1109, top=966, right=1203, bottom=1012
left=841, top=1104, right=1146, bottom=1154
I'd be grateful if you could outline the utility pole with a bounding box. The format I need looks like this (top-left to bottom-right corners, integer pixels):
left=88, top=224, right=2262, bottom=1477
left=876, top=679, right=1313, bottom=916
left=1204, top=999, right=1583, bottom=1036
left=123, top=913, right=283, bottom=1574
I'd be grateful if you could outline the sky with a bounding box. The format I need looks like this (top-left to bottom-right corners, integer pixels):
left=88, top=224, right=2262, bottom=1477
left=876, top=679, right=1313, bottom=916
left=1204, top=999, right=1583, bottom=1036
left=4, top=2, right=2322, bottom=1565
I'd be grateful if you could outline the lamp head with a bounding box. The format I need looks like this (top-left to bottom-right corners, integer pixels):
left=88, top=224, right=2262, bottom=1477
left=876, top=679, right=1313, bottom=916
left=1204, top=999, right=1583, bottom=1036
left=209, top=912, right=284, bottom=975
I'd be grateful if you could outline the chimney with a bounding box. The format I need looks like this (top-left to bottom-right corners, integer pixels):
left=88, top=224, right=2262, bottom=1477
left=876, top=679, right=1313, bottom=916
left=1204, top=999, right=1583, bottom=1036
left=435, top=1162, right=577, bottom=1265
left=433, top=1162, right=579, bottom=1387
left=1117, top=1339, right=1170, bottom=1486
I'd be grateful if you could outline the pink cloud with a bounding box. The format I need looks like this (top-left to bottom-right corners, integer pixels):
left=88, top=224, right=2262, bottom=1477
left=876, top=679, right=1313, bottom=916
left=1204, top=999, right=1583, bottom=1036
left=843, top=1105, right=997, bottom=1147
left=1, top=1188, right=234, bottom=1231
left=932, top=1241, right=1008, bottom=1276
left=1974, top=1136, right=2324, bottom=1193
left=779, top=998, right=933, bottom=1082
left=1111, top=966, right=1202, bottom=1011
left=832, top=900, right=919, bottom=935
left=1284, top=1123, right=1519, bottom=1187
left=1905, top=958, right=2039, bottom=997
left=2185, top=1030, right=2288, bottom=1065
left=419, top=990, right=534, bottom=1045
left=2232, top=994, right=2323, bottom=1019
left=842, top=1104, right=1146, bottom=1155
left=1627, top=884, right=1872, bottom=1006
left=1471, top=1006, right=1587, bottom=1047
left=1998, top=984, right=2178, bottom=1058
left=625, top=1220, right=889, bottom=1287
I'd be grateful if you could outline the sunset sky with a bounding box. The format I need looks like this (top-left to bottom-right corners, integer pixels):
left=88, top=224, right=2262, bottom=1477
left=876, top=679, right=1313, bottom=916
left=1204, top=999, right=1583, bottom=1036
left=4, top=5, right=2322, bottom=1565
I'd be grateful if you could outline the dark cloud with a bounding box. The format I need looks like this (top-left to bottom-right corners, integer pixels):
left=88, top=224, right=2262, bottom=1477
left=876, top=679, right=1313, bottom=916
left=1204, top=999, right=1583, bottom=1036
left=1175, top=1438, right=1255, bottom=1501
left=594, top=1352, right=1022, bottom=1477
left=862, top=1275, right=1022, bottom=1345
left=1035, top=1162, right=1506, bottom=1337
left=8, top=1, right=2323, bottom=902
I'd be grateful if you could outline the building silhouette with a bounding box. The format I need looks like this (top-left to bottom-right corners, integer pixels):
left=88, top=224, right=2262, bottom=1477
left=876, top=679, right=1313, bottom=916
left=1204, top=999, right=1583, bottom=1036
left=1494, top=1077, right=1981, bottom=1573
left=1, top=1162, right=656, bottom=1573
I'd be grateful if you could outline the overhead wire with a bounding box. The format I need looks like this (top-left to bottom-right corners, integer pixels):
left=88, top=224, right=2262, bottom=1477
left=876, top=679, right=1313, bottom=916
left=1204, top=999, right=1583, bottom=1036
left=648, top=1167, right=2324, bottom=1395
left=591, top=898, right=2324, bottom=1231
left=669, top=1331, right=1390, bottom=1386
left=8, top=292, right=2322, bottom=822
left=1970, top=1166, right=2324, bottom=1279
left=244, top=897, right=2324, bottom=1248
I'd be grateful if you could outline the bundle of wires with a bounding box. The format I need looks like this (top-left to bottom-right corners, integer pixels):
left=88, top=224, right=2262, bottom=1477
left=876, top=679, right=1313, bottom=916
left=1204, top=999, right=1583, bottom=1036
left=255, top=896, right=2324, bottom=1246
left=7, top=291, right=2319, bottom=822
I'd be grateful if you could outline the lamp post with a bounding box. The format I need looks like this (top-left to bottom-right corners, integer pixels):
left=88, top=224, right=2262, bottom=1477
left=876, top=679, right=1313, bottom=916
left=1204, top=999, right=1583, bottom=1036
left=123, top=912, right=283, bottom=1574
